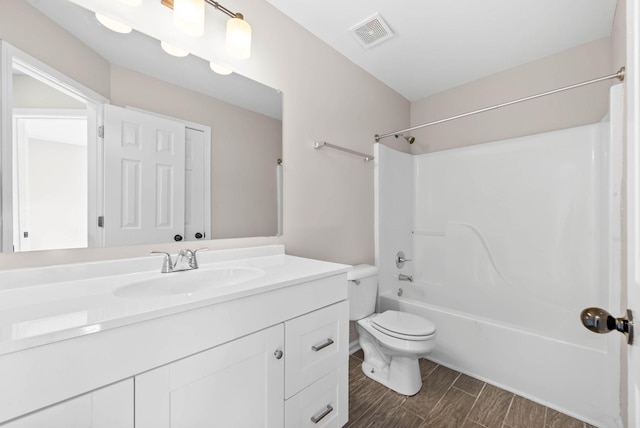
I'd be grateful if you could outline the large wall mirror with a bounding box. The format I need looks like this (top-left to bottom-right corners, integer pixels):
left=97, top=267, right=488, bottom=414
left=0, top=0, right=283, bottom=253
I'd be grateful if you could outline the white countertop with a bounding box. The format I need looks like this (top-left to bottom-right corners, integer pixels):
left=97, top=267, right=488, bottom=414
left=0, top=245, right=351, bottom=356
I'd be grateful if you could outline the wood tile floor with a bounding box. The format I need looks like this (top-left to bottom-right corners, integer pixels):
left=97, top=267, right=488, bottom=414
left=346, top=350, right=595, bottom=428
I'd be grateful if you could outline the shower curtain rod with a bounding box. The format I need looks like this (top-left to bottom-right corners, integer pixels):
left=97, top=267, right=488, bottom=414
left=374, top=66, right=626, bottom=142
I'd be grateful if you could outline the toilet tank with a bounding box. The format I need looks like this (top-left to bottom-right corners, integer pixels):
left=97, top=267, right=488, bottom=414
left=347, top=264, right=378, bottom=321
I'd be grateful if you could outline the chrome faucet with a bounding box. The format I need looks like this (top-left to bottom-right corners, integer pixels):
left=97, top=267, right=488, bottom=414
left=399, top=274, right=413, bottom=282
left=151, top=248, right=207, bottom=273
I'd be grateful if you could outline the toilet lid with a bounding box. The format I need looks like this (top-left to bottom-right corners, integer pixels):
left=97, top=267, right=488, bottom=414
left=372, top=310, right=436, bottom=340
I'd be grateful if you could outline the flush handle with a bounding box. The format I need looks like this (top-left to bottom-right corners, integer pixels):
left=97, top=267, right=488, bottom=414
left=580, top=307, right=634, bottom=344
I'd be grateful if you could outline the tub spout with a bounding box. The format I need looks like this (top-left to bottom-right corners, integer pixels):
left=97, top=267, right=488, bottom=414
left=399, top=274, right=413, bottom=282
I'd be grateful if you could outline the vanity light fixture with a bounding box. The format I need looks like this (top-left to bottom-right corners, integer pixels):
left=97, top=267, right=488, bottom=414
left=209, top=61, right=232, bottom=75
left=225, top=12, right=251, bottom=59
left=162, top=0, right=252, bottom=59
left=172, top=0, right=205, bottom=37
left=161, top=41, right=190, bottom=57
left=95, top=13, right=133, bottom=34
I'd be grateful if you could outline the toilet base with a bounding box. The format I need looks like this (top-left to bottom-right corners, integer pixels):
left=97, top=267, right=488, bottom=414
left=361, top=356, right=423, bottom=396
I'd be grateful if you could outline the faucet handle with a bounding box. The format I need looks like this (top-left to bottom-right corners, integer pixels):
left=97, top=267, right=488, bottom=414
left=191, top=248, right=208, bottom=269
left=151, top=251, right=174, bottom=273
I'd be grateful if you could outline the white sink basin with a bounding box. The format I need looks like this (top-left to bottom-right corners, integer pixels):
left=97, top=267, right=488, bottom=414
left=114, top=267, right=265, bottom=298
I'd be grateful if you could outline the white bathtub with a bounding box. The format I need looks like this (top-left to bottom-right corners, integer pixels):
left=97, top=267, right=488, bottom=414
left=378, top=288, right=619, bottom=427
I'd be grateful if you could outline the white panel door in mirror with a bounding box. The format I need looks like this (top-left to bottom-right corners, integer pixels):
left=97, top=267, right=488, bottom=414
left=103, top=105, right=186, bottom=246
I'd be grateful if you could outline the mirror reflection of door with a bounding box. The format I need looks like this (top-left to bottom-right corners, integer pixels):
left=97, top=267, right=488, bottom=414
left=103, top=105, right=210, bottom=247
left=7, top=51, right=211, bottom=252
left=12, top=67, right=91, bottom=252
left=103, top=104, right=186, bottom=247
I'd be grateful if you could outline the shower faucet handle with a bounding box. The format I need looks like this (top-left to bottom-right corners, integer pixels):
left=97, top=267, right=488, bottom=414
left=396, top=251, right=412, bottom=268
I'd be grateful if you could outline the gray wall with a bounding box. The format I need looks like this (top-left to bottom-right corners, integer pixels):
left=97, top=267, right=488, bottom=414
left=410, top=37, right=615, bottom=154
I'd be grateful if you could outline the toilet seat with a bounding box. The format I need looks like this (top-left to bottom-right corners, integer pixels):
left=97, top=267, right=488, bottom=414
left=371, top=310, right=436, bottom=341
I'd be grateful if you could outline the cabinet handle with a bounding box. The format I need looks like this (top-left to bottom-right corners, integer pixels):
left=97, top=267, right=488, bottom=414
left=310, top=404, right=334, bottom=424
left=274, top=349, right=284, bottom=359
left=311, top=338, right=334, bottom=352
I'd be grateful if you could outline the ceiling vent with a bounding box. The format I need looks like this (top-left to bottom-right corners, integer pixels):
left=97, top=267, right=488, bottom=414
left=349, top=13, right=394, bottom=49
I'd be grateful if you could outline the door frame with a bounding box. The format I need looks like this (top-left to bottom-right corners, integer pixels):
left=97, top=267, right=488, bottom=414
left=12, top=108, right=89, bottom=252
left=0, top=41, right=108, bottom=252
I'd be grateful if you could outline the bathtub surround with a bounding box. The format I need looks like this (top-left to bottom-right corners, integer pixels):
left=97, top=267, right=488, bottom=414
left=374, top=84, right=624, bottom=427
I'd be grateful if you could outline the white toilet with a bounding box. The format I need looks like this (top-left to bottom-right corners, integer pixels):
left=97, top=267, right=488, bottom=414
left=348, top=264, right=436, bottom=396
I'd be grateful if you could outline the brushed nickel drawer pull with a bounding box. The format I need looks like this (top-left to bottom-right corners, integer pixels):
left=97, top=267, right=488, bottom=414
left=311, top=338, right=334, bottom=352
left=310, top=404, right=334, bottom=424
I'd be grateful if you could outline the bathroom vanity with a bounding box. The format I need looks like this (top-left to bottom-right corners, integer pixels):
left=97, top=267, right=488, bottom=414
left=0, top=245, right=350, bottom=427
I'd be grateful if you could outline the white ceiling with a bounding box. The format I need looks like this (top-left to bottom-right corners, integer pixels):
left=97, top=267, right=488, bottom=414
left=265, top=0, right=618, bottom=101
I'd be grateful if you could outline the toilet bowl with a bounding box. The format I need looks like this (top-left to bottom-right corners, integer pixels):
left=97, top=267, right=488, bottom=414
left=348, top=265, right=436, bottom=396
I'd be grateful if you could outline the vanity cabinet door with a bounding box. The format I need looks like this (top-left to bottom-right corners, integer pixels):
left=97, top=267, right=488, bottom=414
left=135, top=323, right=285, bottom=428
left=2, top=379, right=133, bottom=428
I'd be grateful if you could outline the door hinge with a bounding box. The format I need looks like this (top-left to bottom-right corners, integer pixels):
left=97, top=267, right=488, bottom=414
left=98, top=126, right=104, bottom=138
left=98, top=216, right=104, bottom=228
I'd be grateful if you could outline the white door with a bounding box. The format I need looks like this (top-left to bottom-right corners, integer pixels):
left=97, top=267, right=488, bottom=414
left=626, top=0, right=640, bottom=425
left=184, top=127, right=206, bottom=241
left=135, top=324, right=284, bottom=428
left=103, top=105, right=185, bottom=246
left=627, top=99, right=640, bottom=426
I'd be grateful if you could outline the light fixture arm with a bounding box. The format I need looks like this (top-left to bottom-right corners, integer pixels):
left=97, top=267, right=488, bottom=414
left=204, top=0, right=242, bottom=19
left=161, top=0, right=244, bottom=20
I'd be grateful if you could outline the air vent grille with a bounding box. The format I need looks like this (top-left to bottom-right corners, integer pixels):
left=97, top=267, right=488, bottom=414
left=350, top=13, right=394, bottom=49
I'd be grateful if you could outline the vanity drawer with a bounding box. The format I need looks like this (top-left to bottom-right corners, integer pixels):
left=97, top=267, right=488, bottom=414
left=285, top=300, right=348, bottom=398
left=285, top=364, right=348, bottom=428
